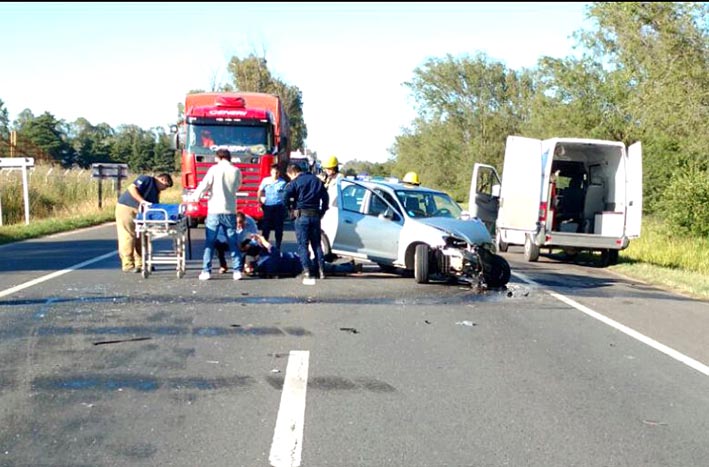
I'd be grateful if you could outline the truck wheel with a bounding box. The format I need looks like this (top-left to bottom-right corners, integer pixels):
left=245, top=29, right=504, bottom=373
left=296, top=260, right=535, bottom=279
left=484, top=254, right=511, bottom=288
left=524, top=235, right=540, bottom=262
left=414, top=244, right=430, bottom=284
left=496, top=230, right=508, bottom=253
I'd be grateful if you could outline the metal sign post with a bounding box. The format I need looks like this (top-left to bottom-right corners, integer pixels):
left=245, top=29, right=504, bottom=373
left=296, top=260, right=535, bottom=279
left=0, top=157, right=35, bottom=225
left=91, top=163, right=128, bottom=208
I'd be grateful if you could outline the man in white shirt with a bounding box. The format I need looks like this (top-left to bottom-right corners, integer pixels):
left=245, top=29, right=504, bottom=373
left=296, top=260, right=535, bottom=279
left=192, top=148, right=243, bottom=281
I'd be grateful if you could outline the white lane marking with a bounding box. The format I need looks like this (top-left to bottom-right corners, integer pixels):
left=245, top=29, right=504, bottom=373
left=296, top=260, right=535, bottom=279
left=0, top=251, right=117, bottom=299
left=513, top=271, right=709, bottom=376
left=269, top=350, right=310, bottom=467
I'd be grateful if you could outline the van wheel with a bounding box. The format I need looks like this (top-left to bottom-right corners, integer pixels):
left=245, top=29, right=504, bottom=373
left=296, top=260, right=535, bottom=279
left=496, top=230, right=508, bottom=252
left=600, top=249, right=619, bottom=267
left=484, top=254, right=511, bottom=287
left=524, top=236, right=540, bottom=262
left=414, top=244, right=430, bottom=284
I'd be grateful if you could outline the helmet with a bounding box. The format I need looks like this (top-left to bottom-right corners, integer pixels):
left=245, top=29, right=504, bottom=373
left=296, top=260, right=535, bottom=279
left=322, top=155, right=339, bottom=169
left=402, top=171, right=420, bottom=185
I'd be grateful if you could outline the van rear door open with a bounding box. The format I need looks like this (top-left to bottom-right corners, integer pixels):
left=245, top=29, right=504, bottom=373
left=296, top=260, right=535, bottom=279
left=625, top=141, right=643, bottom=238
left=497, top=136, right=543, bottom=232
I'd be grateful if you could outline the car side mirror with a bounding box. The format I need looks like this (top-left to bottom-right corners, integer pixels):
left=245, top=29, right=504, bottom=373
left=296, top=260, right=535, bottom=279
left=491, top=184, right=501, bottom=198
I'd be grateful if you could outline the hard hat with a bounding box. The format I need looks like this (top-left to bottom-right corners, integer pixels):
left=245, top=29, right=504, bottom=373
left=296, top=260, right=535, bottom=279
left=402, top=171, right=420, bottom=185
left=322, top=155, right=339, bottom=169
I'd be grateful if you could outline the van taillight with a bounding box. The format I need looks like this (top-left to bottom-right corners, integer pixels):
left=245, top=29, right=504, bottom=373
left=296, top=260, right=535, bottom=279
left=538, top=202, right=547, bottom=221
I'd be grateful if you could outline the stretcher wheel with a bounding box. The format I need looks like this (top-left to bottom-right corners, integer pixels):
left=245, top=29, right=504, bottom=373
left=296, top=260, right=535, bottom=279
left=142, top=266, right=149, bottom=279
left=177, top=269, right=184, bottom=278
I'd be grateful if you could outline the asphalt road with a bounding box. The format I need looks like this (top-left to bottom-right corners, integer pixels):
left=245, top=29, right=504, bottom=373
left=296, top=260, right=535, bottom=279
left=0, top=223, right=708, bottom=467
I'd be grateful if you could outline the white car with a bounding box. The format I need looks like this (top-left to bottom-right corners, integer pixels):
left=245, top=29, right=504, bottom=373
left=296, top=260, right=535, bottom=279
left=321, top=177, right=511, bottom=288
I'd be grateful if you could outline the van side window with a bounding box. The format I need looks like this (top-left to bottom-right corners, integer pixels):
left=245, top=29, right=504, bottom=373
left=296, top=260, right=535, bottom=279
left=476, top=170, right=494, bottom=196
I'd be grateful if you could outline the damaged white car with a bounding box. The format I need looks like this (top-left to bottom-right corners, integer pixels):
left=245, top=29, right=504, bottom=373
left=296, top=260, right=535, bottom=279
left=320, top=177, right=511, bottom=288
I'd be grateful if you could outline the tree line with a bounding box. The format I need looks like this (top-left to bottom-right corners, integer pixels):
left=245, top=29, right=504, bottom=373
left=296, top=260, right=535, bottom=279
left=1, top=2, right=706, bottom=235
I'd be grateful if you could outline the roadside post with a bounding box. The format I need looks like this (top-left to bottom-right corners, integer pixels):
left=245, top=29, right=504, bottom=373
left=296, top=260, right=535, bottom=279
left=0, top=157, right=35, bottom=225
left=91, top=163, right=128, bottom=208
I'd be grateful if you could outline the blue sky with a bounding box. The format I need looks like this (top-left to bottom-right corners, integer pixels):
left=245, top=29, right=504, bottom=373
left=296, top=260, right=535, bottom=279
left=0, top=2, right=590, bottom=163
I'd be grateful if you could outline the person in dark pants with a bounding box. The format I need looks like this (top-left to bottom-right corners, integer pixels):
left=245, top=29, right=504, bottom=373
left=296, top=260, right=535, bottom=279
left=284, top=162, right=329, bottom=284
left=256, top=163, right=287, bottom=250
left=115, top=173, right=173, bottom=272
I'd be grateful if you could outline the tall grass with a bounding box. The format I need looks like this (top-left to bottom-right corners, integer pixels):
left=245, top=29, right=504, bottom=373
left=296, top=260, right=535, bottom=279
left=620, top=216, right=709, bottom=274
left=0, top=164, right=181, bottom=243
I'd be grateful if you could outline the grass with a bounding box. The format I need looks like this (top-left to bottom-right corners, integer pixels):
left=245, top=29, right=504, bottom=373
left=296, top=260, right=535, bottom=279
left=610, top=216, right=709, bottom=300
left=0, top=165, right=182, bottom=244
left=1, top=169, right=707, bottom=301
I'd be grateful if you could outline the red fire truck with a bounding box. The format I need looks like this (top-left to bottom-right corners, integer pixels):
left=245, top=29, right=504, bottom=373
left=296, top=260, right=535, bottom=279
left=173, top=92, right=290, bottom=227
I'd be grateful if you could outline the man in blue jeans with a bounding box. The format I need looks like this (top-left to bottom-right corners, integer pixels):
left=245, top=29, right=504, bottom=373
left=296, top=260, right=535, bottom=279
left=284, top=162, right=329, bottom=284
left=191, top=148, right=243, bottom=281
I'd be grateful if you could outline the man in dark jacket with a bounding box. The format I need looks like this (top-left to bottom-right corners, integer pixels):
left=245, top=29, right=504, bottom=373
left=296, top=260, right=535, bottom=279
left=115, top=173, right=173, bottom=272
left=284, top=162, right=329, bottom=284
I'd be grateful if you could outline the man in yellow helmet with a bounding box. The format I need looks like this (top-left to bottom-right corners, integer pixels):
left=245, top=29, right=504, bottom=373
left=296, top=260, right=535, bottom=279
left=321, top=155, right=344, bottom=205
left=402, top=171, right=420, bottom=186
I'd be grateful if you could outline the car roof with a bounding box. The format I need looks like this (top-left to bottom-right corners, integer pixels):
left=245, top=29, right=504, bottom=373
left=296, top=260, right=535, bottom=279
left=345, top=177, right=443, bottom=194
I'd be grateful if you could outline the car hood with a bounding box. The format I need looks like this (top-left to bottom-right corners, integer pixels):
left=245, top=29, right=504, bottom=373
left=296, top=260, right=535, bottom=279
left=417, top=217, right=491, bottom=245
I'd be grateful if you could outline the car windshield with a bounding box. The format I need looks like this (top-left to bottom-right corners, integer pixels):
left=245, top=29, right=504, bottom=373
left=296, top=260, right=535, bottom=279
left=187, top=124, right=270, bottom=155
left=394, top=190, right=463, bottom=219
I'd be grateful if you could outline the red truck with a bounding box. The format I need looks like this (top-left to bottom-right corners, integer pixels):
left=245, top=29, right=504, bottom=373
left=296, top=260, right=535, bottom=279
left=173, top=92, right=290, bottom=227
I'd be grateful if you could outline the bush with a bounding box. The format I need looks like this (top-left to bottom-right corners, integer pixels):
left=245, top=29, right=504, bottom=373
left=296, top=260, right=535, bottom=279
left=657, top=168, right=709, bottom=237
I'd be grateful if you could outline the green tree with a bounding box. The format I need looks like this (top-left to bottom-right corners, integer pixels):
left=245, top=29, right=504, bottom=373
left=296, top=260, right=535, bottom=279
left=396, top=53, right=530, bottom=200
left=18, top=112, right=74, bottom=165
left=67, top=118, right=114, bottom=167
left=227, top=53, right=308, bottom=151
left=0, top=98, right=9, bottom=139
left=573, top=2, right=709, bottom=211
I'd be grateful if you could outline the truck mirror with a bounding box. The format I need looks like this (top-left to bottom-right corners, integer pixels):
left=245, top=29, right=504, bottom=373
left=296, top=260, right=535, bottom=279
left=491, top=184, right=501, bottom=198
left=169, top=132, right=179, bottom=151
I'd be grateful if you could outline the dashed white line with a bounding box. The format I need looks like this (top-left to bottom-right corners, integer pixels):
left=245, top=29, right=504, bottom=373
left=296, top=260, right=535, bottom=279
left=513, top=271, right=709, bottom=376
left=269, top=350, right=310, bottom=467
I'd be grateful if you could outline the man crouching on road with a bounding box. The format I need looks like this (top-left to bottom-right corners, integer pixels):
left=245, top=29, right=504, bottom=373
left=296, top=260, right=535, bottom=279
left=284, top=162, right=329, bottom=285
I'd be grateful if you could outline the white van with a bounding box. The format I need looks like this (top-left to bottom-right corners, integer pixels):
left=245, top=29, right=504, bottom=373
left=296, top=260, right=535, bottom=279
left=469, top=136, right=643, bottom=266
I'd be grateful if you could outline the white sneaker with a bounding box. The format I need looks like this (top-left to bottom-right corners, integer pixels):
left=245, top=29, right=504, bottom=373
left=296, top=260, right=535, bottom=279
left=302, top=276, right=316, bottom=286
left=198, top=271, right=211, bottom=281
left=233, top=271, right=243, bottom=281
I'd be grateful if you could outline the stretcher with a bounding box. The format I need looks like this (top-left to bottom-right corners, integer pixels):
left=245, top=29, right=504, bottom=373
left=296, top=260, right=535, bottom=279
left=134, top=203, right=190, bottom=278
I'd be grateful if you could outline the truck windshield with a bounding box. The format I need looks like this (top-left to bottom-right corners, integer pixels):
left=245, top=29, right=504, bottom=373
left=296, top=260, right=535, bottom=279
left=395, top=190, right=463, bottom=219
left=187, top=124, right=272, bottom=155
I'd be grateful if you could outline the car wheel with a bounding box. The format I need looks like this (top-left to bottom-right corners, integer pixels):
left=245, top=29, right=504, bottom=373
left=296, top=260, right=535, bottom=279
left=483, top=254, right=511, bottom=288
left=524, top=235, right=540, bottom=262
left=320, top=232, right=336, bottom=261
left=187, top=216, right=199, bottom=229
left=496, top=230, right=508, bottom=252
left=414, top=244, right=430, bottom=284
